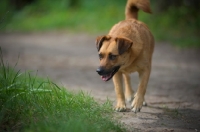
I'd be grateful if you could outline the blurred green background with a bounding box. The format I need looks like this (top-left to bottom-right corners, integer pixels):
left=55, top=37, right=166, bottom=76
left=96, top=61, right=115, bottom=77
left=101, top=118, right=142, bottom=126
left=0, top=0, right=200, bottom=47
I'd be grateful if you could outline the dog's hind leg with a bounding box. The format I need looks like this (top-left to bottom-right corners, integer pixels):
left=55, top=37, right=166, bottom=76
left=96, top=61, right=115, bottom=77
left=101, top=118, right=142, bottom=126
left=113, top=72, right=126, bottom=112
left=123, top=73, right=134, bottom=103
left=131, top=67, right=151, bottom=113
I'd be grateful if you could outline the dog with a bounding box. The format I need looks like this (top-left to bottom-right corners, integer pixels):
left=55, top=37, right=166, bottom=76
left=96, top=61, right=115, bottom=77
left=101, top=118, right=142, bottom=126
left=95, top=0, right=154, bottom=113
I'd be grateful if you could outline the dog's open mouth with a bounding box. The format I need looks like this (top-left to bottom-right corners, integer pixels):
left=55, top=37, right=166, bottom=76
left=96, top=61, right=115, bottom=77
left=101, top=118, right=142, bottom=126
left=101, top=66, right=120, bottom=82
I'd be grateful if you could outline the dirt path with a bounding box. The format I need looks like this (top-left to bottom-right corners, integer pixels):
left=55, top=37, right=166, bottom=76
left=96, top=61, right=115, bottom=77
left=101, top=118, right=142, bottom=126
left=0, top=32, right=200, bottom=132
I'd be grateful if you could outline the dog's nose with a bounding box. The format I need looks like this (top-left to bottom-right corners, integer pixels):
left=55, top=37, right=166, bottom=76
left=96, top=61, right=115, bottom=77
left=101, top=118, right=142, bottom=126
left=96, top=67, right=104, bottom=75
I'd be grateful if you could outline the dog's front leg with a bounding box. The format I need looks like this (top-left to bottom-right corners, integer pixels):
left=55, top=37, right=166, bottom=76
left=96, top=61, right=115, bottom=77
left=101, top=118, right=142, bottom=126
left=131, top=67, right=151, bottom=113
left=113, top=72, right=126, bottom=112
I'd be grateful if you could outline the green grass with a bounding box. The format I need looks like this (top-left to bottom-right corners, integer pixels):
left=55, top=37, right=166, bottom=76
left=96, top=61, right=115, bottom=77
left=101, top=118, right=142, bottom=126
left=0, top=0, right=199, bottom=47
left=0, top=49, right=126, bottom=132
left=139, top=9, right=200, bottom=48
left=162, top=105, right=182, bottom=119
left=1, top=0, right=125, bottom=33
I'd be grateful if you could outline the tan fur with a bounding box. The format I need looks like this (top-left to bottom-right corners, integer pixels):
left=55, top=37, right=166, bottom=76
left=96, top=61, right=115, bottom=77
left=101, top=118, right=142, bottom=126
left=125, top=0, right=152, bottom=19
left=96, top=0, right=154, bottom=112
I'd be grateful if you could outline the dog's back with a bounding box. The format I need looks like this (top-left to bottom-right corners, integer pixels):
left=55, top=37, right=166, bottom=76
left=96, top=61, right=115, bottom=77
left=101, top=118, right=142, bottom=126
left=109, top=0, right=154, bottom=63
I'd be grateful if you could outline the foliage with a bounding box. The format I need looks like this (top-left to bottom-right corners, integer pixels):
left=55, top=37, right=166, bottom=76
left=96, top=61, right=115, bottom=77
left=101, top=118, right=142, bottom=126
left=0, top=0, right=199, bottom=47
left=149, top=0, right=200, bottom=47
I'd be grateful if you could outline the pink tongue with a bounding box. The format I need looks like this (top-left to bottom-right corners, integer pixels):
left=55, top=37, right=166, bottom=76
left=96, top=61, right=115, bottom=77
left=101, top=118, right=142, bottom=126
left=101, top=74, right=112, bottom=81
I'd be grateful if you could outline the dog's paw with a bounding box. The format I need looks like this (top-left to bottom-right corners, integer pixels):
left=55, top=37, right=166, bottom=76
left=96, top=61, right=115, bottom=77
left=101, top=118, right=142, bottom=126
left=131, top=94, right=144, bottom=113
left=125, top=94, right=134, bottom=103
left=115, top=106, right=126, bottom=112
left=143, top=101, right=147, bottom=106
left=115, top=103, right=126, bottom=112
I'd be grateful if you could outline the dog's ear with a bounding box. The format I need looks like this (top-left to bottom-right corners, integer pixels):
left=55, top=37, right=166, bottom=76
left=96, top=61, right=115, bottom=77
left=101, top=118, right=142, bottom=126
left=96, top=35, right=111, bottom=51
left=116, top=37, right=133, bottom=55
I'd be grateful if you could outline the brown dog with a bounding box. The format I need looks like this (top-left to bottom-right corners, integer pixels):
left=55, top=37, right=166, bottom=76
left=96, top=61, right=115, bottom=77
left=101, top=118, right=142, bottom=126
left=96, top=0, right=154, bottom=113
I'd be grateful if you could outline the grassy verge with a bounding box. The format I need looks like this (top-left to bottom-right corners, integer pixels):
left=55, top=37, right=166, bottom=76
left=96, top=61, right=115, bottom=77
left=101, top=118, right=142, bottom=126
left=0, top=49, right=125, bottom=132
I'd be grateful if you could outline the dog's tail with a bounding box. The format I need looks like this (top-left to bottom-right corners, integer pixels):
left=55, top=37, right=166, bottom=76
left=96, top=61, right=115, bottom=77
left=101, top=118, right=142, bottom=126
left=125, top=0, right=152, bottom=20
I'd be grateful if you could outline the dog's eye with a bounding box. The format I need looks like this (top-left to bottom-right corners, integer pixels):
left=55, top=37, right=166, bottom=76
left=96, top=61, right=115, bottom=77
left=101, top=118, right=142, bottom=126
left=109, top=54, right=117, bottom=60
left=99, top=54, right=103, bottom=60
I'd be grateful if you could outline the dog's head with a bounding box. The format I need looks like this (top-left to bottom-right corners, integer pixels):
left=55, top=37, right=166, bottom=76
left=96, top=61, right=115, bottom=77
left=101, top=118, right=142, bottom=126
left=96, top=35, right=133, bottom=81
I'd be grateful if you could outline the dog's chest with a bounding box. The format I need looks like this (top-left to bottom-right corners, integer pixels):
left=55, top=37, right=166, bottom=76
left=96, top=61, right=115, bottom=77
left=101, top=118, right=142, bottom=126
left=120, top=63, right=139, bottom=73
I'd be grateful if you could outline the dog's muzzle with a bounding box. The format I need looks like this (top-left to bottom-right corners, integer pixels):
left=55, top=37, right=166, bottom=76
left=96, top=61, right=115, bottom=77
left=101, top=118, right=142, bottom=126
left=96, top=66, right=120, bottom=81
